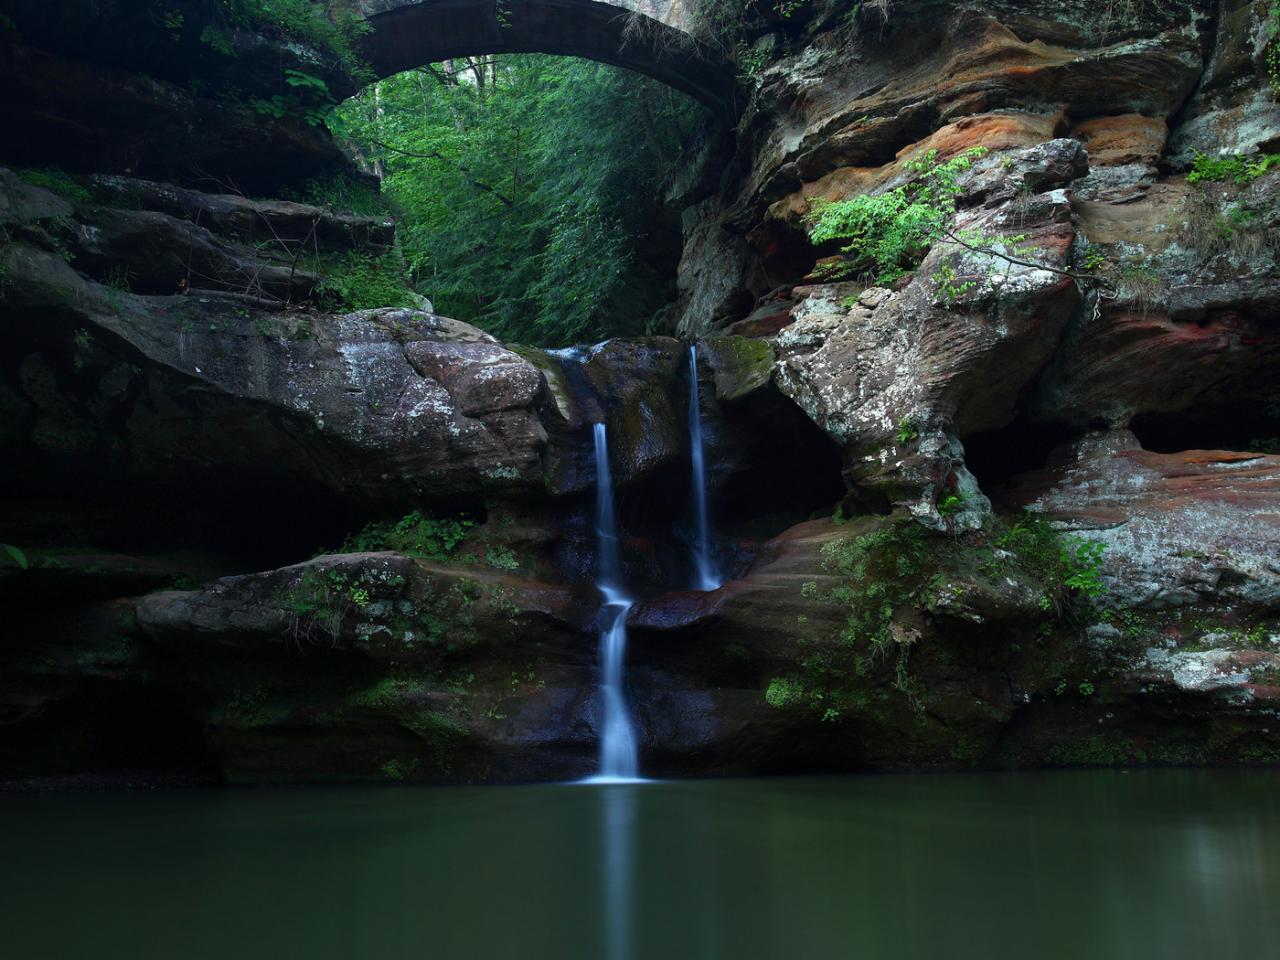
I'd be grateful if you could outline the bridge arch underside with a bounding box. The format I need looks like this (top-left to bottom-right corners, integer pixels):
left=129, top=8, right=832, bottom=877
left=362, top=0, right=737, bottom=112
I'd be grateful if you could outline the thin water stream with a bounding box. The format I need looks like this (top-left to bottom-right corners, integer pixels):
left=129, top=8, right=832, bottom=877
left=591, top=422, right=639, bottom=782
left=687, top=343, right=720, bottom=592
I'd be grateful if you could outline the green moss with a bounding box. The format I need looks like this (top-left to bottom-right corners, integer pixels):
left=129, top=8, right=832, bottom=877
left=379, top=758, right=420, bottom=781
left=348, top=676, right=432, bottom=709
left=949, top=737, right=988, bottom=764
left=17, top=168, right=91, bottom=205
left=1047, top=735, right=1148, bottom=767
left=702, top=336, right=775, bottom=400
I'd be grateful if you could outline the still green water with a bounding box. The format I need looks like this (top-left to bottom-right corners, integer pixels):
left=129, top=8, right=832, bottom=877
left=3, top=769, right=1279, bottom=959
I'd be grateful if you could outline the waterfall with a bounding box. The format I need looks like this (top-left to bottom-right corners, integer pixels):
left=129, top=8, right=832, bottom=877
left=591, top=422, right=640, bottom=782
left=688, top=344, right=721, bottom=592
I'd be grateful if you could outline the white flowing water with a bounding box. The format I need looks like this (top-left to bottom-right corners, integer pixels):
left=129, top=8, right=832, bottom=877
left=591, top=422, right=640, bottom=782
left=688, top=344, right=721, bottom=591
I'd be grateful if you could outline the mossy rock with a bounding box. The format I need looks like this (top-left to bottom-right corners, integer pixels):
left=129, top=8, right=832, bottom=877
left=701, top=335, right=775, bottom=402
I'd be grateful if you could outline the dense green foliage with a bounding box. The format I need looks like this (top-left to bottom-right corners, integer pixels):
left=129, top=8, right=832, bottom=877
left=772, top=515, right=1108, bottom=722
left=208, top=0, right=370, bottom=71
left=315, top=250, right=414, bottom=311
left=330, top=56, right=705, bottom=346
left=341, top=512, right=475, bottom=560
left=806, top=148, right=987, bottom=282
left=1186, top=150, right=1280, bottom=186
left=1268, top=0, right=1280, bottom=95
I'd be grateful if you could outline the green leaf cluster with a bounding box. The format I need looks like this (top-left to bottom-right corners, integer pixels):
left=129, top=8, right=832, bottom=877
left=341, top=512, right=474, bottom=560
left=1186, top=150, right=1280, bottom=186
left=806, top=147, right=987, bottom=283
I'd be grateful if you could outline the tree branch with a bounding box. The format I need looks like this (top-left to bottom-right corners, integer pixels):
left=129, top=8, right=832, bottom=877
left=366, top=138, right=513, bottom=207
left=938, top=227, right=1112, bottom=285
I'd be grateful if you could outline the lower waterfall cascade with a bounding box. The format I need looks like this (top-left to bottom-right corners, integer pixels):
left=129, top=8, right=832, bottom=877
left=590, top=422, right=641, bottom=782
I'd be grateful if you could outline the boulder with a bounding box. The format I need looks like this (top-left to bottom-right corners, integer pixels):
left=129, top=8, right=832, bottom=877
left=132, top=551, right=599, bottom=783
left=0, top=242, right=550, bottom=505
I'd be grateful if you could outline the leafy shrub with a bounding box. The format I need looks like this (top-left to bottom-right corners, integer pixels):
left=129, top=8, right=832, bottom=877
left=484, top=545, right=520, bottom=571
left=316, top=249, right=413, bottom=310
left=212, top=0, right=372, bottom=74
left=1186, top=151, right=1280, bottom=186
left=342, top=512, right=474, bottom=560
left=290, top=176, right=389, bottom=218
left=806, top=148, right=987, bottom=283
left=996, top=515, right=1107, bottom=607
left=765, top=677, right=807, bottom=708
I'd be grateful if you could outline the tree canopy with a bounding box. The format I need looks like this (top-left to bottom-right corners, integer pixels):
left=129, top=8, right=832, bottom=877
left=329, top=55, right=707, bottom=347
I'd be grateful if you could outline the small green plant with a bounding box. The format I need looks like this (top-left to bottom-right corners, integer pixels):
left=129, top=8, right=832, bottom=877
left=105, top=266, right=132, bottom=292
left=933, top=260, right=978, bottom=304
left=2, top=543, right=29, bottom=569
left=996, top=515, right=1108, bottom=610
left=380, top=758, right=420, bottom=781
left=284, top=68, right=330, bottom=97
left=1078, top=679, right=1096, bottom=696
left=897, top=416, right=920, bottom=444
left=1054, top=678, right=1068, bottom=696
left=936, top=492, right=967, bottom=518
left=765, top=677, right=807, bottom=708
left=484, top=545, right=520, bottom=571
left=1077, top=243, right=1108, bottom=273
left=736, top=45, right=768, bottom=78
left=1061, top=539, right=1107, bottom=600
left=290, top=176, right=389, bottom=217
left=350, top=587, right=371, bottom=607
left=278, top=567, right=356, bottom=643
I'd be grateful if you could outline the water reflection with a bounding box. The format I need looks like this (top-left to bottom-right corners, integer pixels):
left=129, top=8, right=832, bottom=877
left=600, top=785, right=635, bottom=960
left=2, top=770, right=1278, bottom=959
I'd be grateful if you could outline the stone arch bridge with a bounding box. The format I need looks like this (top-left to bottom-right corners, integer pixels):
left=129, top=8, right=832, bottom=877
left=354, top=0, right=738, bottom=113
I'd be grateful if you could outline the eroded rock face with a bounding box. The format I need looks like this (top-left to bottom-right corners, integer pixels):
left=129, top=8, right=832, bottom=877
left=0, top=241, right=551, bottom=504
left=0, top=41, right=361, bottom=195
left=1002, top=431, right=1280, bottom=610
left=627, top=511, right=1279, bottom=775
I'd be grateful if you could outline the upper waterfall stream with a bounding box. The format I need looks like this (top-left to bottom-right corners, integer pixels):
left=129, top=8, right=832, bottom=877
left=688, top=344, right=721, bottom=592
